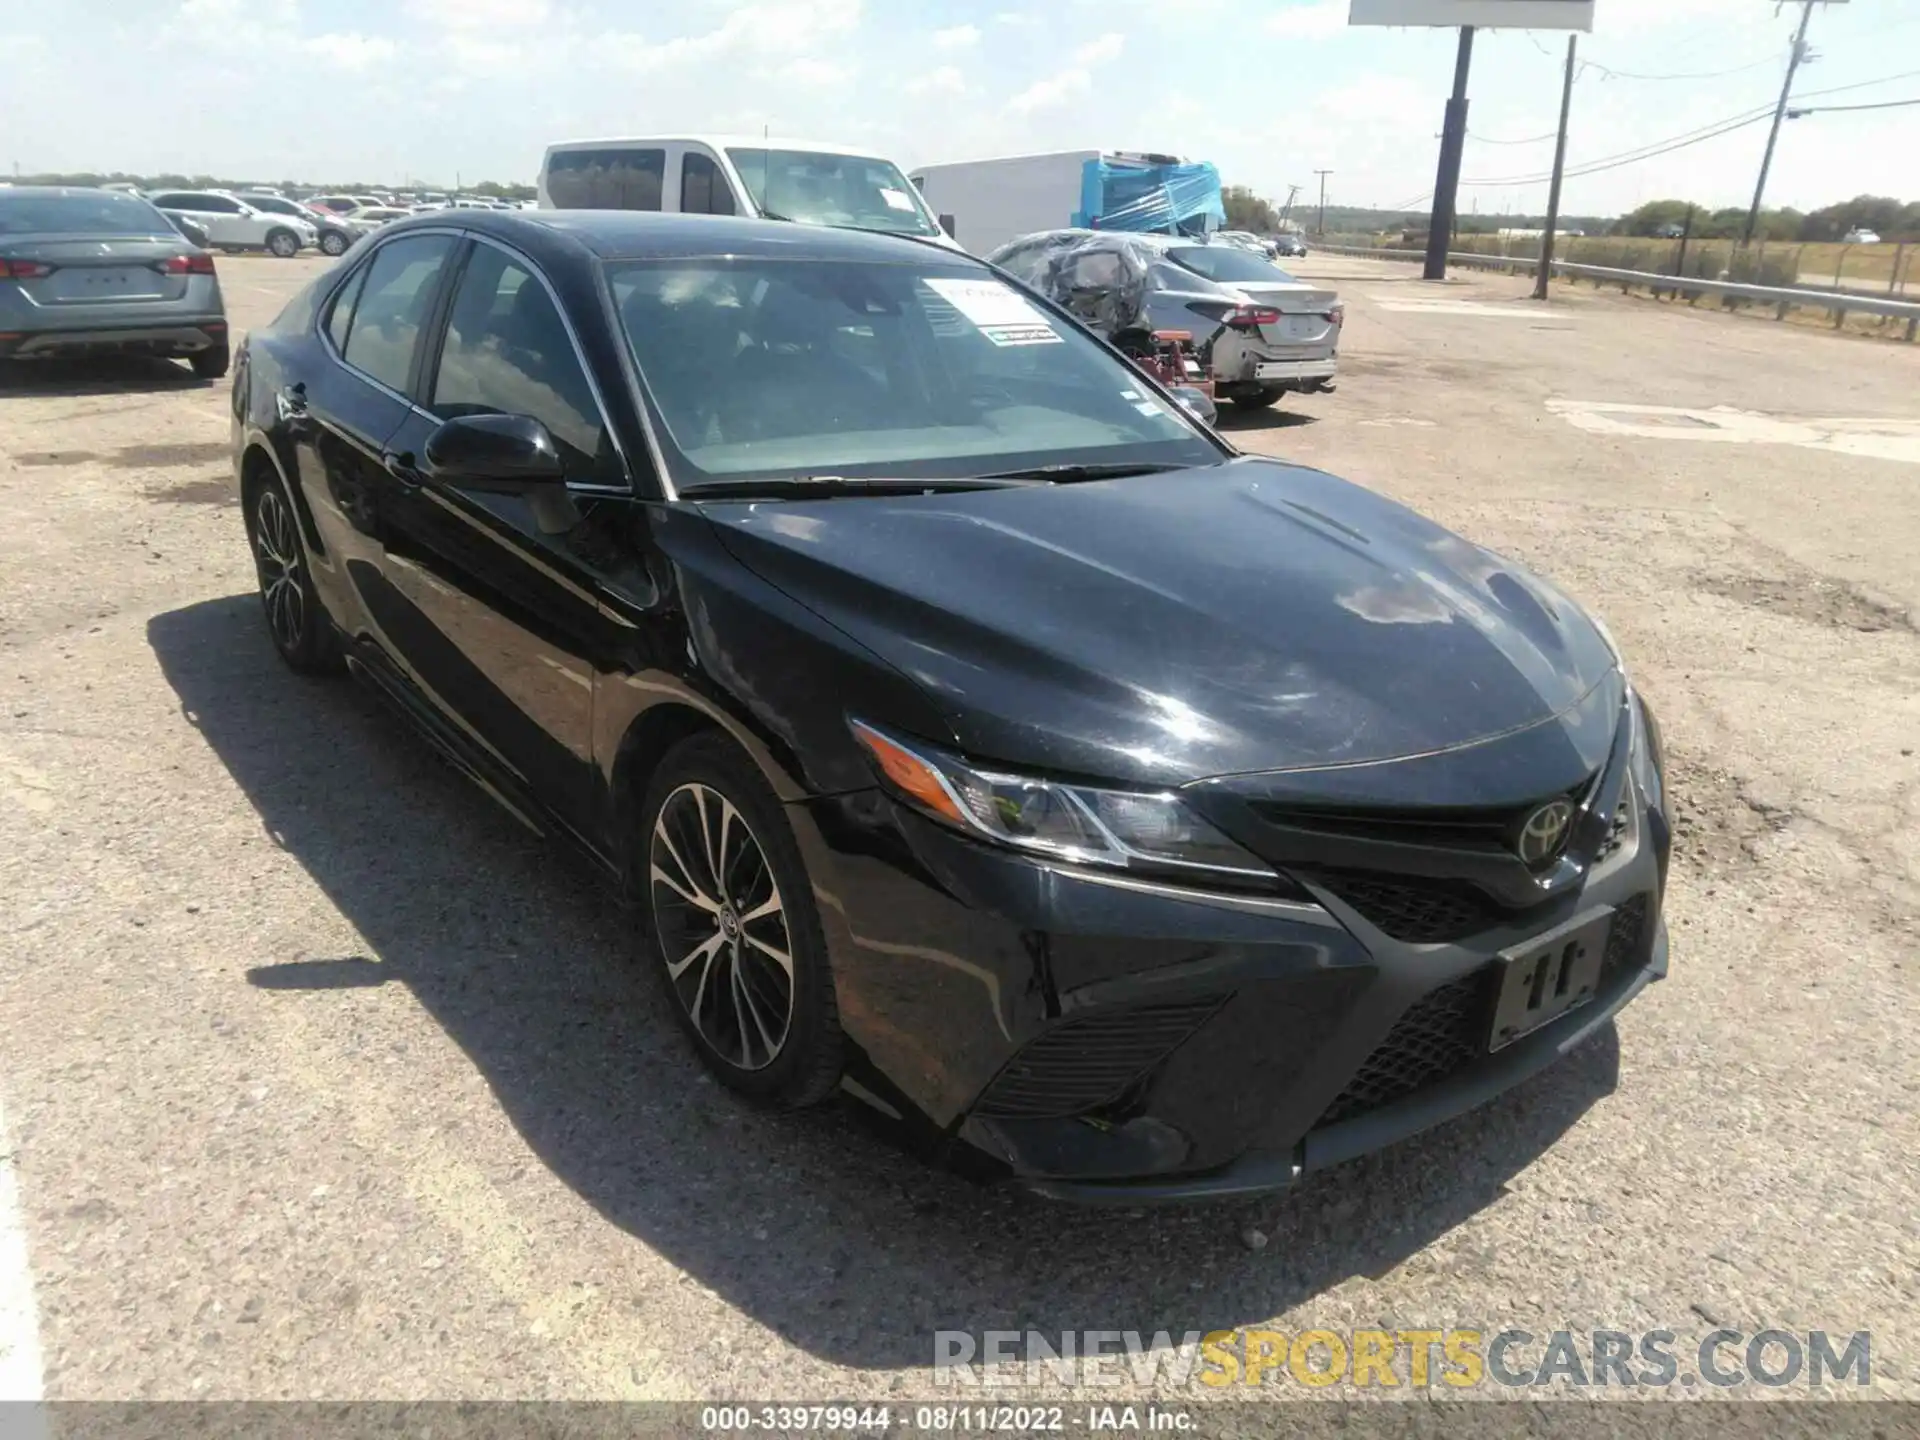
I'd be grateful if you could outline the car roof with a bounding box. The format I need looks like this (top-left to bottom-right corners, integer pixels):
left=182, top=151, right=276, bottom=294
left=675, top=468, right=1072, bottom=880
left=0, top=185, right=150, bottom=199
left=544, top=135, right=892, bottom=159
left=388, top=208, right=982, bottom=267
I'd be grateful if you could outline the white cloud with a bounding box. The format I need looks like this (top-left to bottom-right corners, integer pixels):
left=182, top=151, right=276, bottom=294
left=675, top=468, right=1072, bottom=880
left=1266, top=0, right=1348, bottom=38
left=303, top=32, right=398, bottom=69
left=905, top=65, right=967, bottom=97
left=598, top=0, right=862, bottom=73
left=1008, top=70, right=1092, bottom=115
left=406, top=0, right=552, bottom=29
left=1007, top=31, right=1124, bottom=116
left=932, top=23, right=980, bottom=49
left=785, top=55, right=856, bottom=86
left=1074, top=31, right=1125, bottom=65
left=994, top=11, right=1040, bottom=26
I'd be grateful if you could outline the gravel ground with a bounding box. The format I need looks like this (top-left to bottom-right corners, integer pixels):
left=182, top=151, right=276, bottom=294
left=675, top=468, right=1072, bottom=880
left=0, top=251, right=1916, bottom=1407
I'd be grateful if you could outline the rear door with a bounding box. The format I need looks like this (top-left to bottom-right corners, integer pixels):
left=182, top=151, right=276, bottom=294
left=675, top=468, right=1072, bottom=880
left=289, top=231, right=460, bottom=666
left=372, top=233, right=634, bottom=838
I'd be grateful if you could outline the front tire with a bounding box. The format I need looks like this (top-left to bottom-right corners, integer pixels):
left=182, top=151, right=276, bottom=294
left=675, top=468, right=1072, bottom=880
left=265, top=228, right=300, bottom=259
left=244, top=471, right=341, bottom=673
left=639, top=734, right=843, bottom=1107
left=319, top=231, right=348, bottom=257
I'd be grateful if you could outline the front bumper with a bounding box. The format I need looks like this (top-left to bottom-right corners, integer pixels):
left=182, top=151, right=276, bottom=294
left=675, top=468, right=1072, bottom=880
left=792, top=773, right=1669, bottom=1201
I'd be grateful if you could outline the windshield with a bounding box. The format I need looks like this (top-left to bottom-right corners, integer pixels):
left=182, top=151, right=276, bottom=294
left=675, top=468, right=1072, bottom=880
left=0, top=191, right=174, bottom=237
left=726, top=148, right=940, bottom=237
left=1166, top=245, right=1298, bottom=285
left=608, top=258, right=1220, bottom=488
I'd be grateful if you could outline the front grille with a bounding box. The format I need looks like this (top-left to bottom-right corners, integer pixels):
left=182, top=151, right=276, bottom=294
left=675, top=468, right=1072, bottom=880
left=1315, top=969, right=1491, bottom=1128
left=1602, top=893, right=1650, bottom=985
left=1252, top=785, right=1591, bottom=854
left=1313, top=871, right=1499, bottom=944
left=973, top=998, right=1227, bottom=1120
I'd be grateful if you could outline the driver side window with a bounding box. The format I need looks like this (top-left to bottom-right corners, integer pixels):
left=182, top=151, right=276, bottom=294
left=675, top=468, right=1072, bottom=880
left=430, top=244, right=619, bottom=482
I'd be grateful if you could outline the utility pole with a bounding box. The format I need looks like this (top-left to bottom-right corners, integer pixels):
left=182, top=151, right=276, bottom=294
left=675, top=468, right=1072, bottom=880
left=1422, top=25, right=1475, bottom=281
left=1280, top=182, right=1301, bottom=227
left=1743, top=0, right=1816, bottom=246
left=1534, top=33, right=1579, bottom=301
left=1314, top=170, right=1332, bottom=236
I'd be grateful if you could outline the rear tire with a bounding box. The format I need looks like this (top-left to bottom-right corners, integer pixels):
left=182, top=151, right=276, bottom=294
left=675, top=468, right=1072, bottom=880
left=637, top=733, right=843, bottom=1108
left=319, top=231, right=348, bottom=257
left=244, top=468, right=341, bottom=674
left=265, top=228, right=300, bottom=259
left=1229, top=388, right=1285, bottom=410
left=190, top=342, right=230, bottom=381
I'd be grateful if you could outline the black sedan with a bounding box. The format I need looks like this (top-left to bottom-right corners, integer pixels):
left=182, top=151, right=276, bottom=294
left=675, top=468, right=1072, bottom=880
left=229, top=209, right=1670, bottom=1201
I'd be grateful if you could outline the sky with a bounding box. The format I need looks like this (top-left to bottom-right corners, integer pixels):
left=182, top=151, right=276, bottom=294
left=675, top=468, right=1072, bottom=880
left=3, top=0, right=1917, bottom=218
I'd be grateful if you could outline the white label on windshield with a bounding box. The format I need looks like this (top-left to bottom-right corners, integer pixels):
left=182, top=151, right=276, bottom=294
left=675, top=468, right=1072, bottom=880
left=925, top=277, right=1063, bottom=347
left=880, top=186, right=916, bottom=212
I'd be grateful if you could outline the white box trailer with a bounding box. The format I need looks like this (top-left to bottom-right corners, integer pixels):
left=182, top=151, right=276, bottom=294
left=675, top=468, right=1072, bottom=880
left=908, top=150, right=1207, bottom=257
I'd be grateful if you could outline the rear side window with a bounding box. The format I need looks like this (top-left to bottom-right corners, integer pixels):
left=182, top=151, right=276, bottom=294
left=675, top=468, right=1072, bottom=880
left=324, top=264, right=369, bottom=352
left=0, top=191, right=173, bottom=237
left=430, top=244, right=617, bottom=480
left=189, top=195, right=242, bottom=214
left=546, top=148, right=664, bottom=210
left=680, top=152, right=736, bottom=216
left=339, top=234, right=453, bottom=393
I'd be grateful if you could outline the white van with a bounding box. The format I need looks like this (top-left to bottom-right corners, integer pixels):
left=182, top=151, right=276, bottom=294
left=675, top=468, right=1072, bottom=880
left=537, top=134, right=964, bottom=250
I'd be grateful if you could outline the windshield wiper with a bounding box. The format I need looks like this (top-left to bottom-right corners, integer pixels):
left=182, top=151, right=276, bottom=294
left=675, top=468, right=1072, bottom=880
left=686, top=475, right=1036, bottom=500
left=978, top=461, right=1190, bottom=483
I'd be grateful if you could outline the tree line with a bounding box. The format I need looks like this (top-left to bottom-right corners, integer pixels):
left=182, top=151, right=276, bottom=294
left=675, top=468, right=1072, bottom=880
left=9, top=171, right=537, bottom=201
left=1610, top=195, right=1917, bottom=242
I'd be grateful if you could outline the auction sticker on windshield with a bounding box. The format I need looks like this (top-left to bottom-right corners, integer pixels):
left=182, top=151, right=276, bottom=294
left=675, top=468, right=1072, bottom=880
left=925, top=278, right=1063, bottom=347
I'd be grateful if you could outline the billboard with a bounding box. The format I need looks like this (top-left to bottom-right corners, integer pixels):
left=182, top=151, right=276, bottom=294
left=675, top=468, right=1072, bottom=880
left=1349, top=0, right=1594, bottom=28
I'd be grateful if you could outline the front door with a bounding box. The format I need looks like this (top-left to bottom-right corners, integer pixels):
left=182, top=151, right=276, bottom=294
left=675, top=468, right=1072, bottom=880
left=374, top=235, right=635, bottom=842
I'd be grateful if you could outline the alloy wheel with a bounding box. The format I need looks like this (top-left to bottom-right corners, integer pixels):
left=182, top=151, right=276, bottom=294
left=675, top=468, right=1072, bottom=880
left=251, top=486, right=305, bottom=654
left=649, top=781, right=794, bottom=1071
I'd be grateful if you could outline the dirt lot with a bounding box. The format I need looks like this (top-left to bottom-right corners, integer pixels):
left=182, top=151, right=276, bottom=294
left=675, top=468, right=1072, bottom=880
left=1, top=250, right=1917, bottom=1406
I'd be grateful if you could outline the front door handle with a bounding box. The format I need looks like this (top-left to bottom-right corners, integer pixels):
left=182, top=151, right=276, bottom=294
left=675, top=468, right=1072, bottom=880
left=382, top=449, right=425, bottom=488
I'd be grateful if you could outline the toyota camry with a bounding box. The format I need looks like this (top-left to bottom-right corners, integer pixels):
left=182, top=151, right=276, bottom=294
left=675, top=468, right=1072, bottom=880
left=229, top=209, right=1670, bottom=1201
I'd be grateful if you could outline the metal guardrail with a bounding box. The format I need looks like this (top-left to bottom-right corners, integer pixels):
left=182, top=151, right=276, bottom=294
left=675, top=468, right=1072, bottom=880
left=1313, top=245, right=1920, bottom=339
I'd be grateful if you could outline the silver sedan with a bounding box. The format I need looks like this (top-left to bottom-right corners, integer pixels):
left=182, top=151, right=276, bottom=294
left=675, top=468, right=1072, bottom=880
left=0, top=187, right=229, bottom=378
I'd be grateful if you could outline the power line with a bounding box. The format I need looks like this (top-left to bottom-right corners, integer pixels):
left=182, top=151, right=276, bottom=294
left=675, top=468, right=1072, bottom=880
left=1467, top=129, right=1559, bottom=145
left=1789, top=95, right=1920, bottom=115
left=1578, top=55, right=1783, bottom=82
left=1461, top=103, right=1776, bottom=186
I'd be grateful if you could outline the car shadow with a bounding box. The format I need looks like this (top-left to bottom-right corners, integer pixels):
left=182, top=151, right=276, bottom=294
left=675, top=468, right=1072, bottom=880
left=0, top=355, right=210, bottom=397
left=1215, top=407, right=1319, bottom=433
left=148, top=593, right=1623, bottom=1373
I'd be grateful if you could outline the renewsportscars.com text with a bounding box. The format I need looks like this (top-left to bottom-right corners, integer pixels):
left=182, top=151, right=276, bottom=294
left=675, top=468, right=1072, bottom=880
left=933, top=1328, right=1872, bottom=1390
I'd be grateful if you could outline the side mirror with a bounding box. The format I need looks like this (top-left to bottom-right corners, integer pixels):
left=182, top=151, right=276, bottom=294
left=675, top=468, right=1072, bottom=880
left=938, top=213, right=957, bottom=239
left=423, top=413, right=565, bottom=490
left=1171, top=385, right=1217, bottom=427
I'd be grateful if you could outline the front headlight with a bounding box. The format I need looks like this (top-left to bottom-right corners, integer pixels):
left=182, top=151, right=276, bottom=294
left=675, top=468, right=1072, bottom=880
left=850, top=719, right=1275, bottom=883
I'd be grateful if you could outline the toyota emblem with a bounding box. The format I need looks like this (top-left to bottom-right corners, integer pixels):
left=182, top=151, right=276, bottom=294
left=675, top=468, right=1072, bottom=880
left=1515, top=798, right=1575, bottom=866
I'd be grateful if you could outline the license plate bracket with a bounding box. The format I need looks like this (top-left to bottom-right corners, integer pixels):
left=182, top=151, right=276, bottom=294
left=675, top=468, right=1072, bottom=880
left=1487, top=907, right=1613, bottom=1052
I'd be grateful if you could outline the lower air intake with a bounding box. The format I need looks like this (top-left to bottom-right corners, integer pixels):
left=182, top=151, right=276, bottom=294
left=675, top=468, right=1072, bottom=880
left=1314, top=970, right=1490, bottom=1128
left=974, top=998, right=1227, bottom=1120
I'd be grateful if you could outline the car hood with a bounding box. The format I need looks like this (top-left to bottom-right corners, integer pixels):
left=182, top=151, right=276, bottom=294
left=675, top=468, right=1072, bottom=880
left=700, top=457, right=1620, bottom=790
